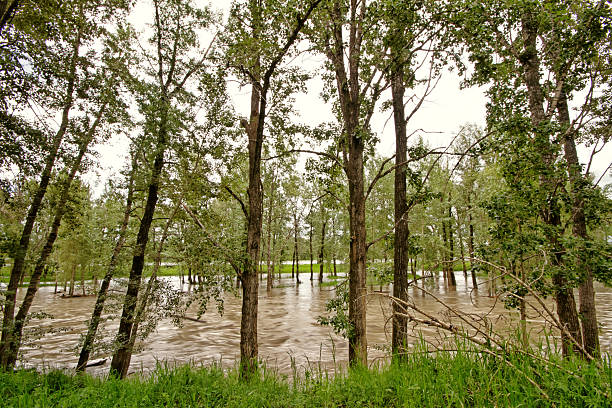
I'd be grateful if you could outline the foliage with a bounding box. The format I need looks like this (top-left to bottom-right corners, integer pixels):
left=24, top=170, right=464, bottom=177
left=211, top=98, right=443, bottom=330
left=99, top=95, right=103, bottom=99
left=317, top=280, right=353, bottom=340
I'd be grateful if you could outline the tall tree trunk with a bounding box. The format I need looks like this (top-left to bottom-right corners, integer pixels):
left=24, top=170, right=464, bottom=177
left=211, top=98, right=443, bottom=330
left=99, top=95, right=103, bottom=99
left=467, top=198, right=477, bottom=289
left=77, top=156, right=136, bottom=372
left=309, top=224, right=314, bottom=281
left=110, top=100, right=169, bottom=377
left=69, top=264, right=76, bottom=297
left=294, top=213, right=301, bottom=284
left=331, top=217, right=337, bottom=276
left=457, top=218, right=467, bottom=280
left=291, top=246, right=296, bottom=278
left=324, top=0, right=368, bottom=366
left=1, top=111, right=98, bottom=368
left=346, top=140, right=367, bottom=365
left=318, top=212, right=326, bottom=283
left=558, top=91, right=599, bottom=359
left=441, top=209, right=448, bottom=285
left=519, top=11, right=582, bottom=357
left=447, top=203, right=456, bottom=286
left=239, top=42, right=263, bottom=376
left=391, top=61, right=409, bottom=357
left=265, top=173, right=275, bottom=292
left=0, top=24, right=82, bottom=366
left=118, top=201, right=180, bottom=378
left=238, top=0, right=320, bottom=374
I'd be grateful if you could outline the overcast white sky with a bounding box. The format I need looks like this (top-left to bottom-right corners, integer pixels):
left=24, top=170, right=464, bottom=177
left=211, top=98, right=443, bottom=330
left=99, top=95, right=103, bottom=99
left=87, top=0, right=610, bottom=195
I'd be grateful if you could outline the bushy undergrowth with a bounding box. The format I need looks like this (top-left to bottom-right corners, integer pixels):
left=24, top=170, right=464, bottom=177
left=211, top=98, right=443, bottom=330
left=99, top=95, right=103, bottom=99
left=1, top=349, right=609, bottom=407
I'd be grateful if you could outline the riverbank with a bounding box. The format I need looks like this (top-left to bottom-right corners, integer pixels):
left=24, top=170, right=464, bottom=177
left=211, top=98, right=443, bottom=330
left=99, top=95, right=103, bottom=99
left=1, top=349, right=609, bottom=407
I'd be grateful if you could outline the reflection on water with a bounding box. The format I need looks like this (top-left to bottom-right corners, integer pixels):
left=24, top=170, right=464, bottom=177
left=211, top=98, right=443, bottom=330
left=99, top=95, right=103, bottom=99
left=18, top=273, right=612, bottom=376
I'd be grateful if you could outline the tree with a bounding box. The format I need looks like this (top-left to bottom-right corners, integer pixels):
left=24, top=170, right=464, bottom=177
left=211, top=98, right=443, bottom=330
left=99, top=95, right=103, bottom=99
left=110, top=0, right=216, bottom=378
left=0, top=0, right=130, bottom=368
left=311, top=0, right=387, bottom=365
left=76, top=153, right=136, bottom=372
left=455, top=0, right=612, bottom=358
left=223, top=0, right=321, bottom=376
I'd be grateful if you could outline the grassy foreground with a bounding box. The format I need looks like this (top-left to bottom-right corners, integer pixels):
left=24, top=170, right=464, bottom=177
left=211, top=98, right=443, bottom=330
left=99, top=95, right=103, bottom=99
left=1, top=350, right=609, bottom=407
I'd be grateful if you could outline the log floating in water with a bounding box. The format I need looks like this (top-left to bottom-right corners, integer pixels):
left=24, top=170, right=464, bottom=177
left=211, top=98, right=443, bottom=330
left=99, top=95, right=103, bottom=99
left=84, top=358, right=107, bottom=368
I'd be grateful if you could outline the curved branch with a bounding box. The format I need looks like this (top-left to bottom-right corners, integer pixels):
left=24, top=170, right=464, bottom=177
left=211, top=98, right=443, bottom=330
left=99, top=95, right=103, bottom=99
left=224, top=186, right=248, bottom=218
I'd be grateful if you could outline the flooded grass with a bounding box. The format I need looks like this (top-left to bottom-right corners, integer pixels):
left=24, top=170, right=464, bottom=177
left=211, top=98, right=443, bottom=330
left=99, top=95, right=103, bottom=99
left=1, top=348, right=609, bottom=407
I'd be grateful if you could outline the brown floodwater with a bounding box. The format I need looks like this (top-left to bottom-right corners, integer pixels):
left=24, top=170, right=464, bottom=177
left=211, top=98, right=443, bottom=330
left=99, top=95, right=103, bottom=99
left=16, top=273, right=612, bottom=377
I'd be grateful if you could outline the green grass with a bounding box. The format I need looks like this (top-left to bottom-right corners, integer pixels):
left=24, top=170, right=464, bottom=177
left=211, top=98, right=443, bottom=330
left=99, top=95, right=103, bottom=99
left=1, top=349, right=609, bottom=407
left=258, top=263, right=348, bottom=276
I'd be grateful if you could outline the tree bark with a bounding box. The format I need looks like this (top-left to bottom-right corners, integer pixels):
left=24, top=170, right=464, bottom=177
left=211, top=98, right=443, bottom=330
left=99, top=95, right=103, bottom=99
left=391, top=61, right=409, bottom=357
left=291, top=245, right=296, bottom=278
left=294, top=213, right=301, bottom=284
left=69, top=264, right=76, bottom=297
left=441, top=206, right=448, bottom=285
left=467, top=198, right=477, bottom=289
left=447, top=202, right=456, bottom=286
left=318, top=209, right=326, bottom=283
left=265, top=172, right=275, bottom=292
left=0, top=23, right=82, bottom=366
left=457, top=218, right=468, bottom=280
left=558, top=91, right=599, bottom=359
left=331, top=217, right=337, bottom=276
left=309, top=223, right=314, bottom=281
left=77, top=156, right=136, bottom=372
left=118, top=201, right=180, bottom=378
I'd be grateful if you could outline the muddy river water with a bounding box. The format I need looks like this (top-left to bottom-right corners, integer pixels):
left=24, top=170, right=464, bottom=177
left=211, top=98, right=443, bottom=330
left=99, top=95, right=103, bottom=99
left=17, top=273, right=612, bottom=377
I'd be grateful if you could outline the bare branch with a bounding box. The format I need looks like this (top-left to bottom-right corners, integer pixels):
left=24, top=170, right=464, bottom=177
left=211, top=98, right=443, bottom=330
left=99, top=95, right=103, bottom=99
left=223, top=185, right=248, bottom=218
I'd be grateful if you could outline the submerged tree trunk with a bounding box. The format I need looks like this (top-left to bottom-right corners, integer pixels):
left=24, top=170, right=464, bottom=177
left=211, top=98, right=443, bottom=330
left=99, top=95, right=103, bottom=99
left=457, top=219, right=467, bottom=280
left=467, top=198, right=477, bottom=289
left=447, top=203, right=456, bottom=287
left=69, top=265, right=76, bottom=297
left=309, top=224, right=314, bottom=281
left=77, top=157, right=136, bottom=372
left=265, top=173, right=276, bottom=292
left=318, top=212, right=326, bottom=283
left=441, top=211, right=448, bottom=285
left=294, top=213, right=301, bottom=284
left=0, top=24, right=82, bottom=368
